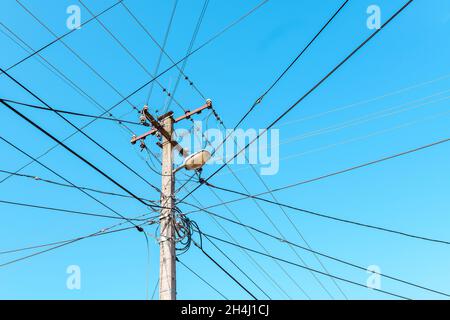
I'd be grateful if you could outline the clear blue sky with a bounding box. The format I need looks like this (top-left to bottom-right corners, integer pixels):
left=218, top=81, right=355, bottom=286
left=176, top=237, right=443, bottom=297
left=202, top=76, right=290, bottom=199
left=0, top=0, right=449, bottom=300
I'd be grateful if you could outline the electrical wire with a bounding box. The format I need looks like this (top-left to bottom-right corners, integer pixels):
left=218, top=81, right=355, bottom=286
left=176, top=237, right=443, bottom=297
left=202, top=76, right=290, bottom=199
left=188, top=205, right=450, bottom=298
left=185, top=179, right=450, bottom=246
left=150, top=279, right=159, bottom=300
left=0, top=100, right=159, bottom=213
left=234, top=0, right=350, bottom=129
left=0, top=135, right=148, bottom=230
left=177, top=189, right=279, bottom=299
left=167, top=0, right=348, bottom=299
left=1, top=0, right=124, bottom=75
left=121, top=1, right=206, bottom=101
left=177, top=257, right=229, bottom=300
left=182, top=118, right=338, bottom=297
left=0, top=216, right=157, bottom=268
left=0, top=68, right=161, bottom=195
left=5, top=0, right=269, bottom=138
left=145, top=0, right=179, bottom=104
left=1, top=98, right=144, bottom=126
left=202, top=233, right=411, bottom=300
left=178, top=0, right=415, bottom=204
left=87, top=0, right=270, bottom=119
left=0, top=20, right=149, bottom=188
left=0, top=21, right=135, bottom=137
left=202, top=233, right=271, bottom=300
left=0, top=212, right=158, bottom=256
left=77, top=0, right=188, bottom=115
left=192, top=237, right=258, bottom=300
left=0, top=199, right=147, bottom=221
left=0, top=168, right=158, bottom=204
left=189, top=136, right=450, bottom=218
left=198, top=179, right=311, bottom=299
left=164, top=0, right=210, bottom=112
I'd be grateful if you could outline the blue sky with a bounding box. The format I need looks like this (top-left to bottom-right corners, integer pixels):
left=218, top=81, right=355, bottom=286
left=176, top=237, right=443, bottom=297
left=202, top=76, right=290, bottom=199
left=0, top=0, right=449, bottom=300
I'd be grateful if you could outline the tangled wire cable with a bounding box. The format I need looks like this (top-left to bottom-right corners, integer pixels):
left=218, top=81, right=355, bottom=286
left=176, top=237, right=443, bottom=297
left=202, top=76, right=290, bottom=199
left=151, top=206, right=200, bottom=255
left=173, top=211, right=201, bottom=255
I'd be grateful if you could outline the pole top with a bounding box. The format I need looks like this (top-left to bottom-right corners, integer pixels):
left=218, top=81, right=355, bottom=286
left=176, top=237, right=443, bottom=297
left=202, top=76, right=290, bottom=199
left=158, top=111, right=174, bottom=121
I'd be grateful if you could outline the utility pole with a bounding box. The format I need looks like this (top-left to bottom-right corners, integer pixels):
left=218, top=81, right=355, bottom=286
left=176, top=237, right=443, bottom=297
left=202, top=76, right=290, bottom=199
left=131, top=100, right=213, bottom=301
left=159, top=112, right=176, bottom=300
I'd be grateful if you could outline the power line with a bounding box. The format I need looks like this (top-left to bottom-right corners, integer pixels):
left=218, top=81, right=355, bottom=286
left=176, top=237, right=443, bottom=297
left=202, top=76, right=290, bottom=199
left=0, top=168, right=158, bottom=204
left=171, top=0, right=347, bottom=300
left=77, top=0, right=188, bottom=114
left=124, top=0, right=310, bottom=296
left=2, top=0, right=270, bottom=161
left=165, top=0, right=210, bottom=112
left=178, top=167, right=301, bottom=298
left=0, top=135, right=149, bottom=230
left=190, top=205, right=450, bottom=298
left=0, top=216, right=154, bottom=268
left=179, top=133, right=319, bottom=297
left=0, top=21, right=145, bottom=188
left=172, top=0, right=351, bottom=294
left=192, top=240, right=258, bottom=300
left=198, top=179, right=311, bottom=299
left=202, top=233, right=411, bottom=300
left=120, top=0, right=258, bottom=103
left=184, top=135, right=450, bottom=219
left=0, top=199, right=147, bottom=221
left=176, top=175, right=283, bottom=298
left=89, top=0, right=270, bottom=118
left=0, top=212, right=157, bottom=256
left=0, top=100, right=159, bottom=214
left=180, top=190, right=279, bottom=299
left=1, top=99, right=144, bottom=126
left=186, top=179, right=450, bottom=246
left=172, top=106, right=315, bottom=297
left=173, top=116, right=309, bottom=297
left=233, top=0, right=349, bottom=129
left=145, top=0, right=179, bottom=104
left=0, top=20, right=135, bottom=137
left=150, top=279, right=159, bottom=300
left=2, top=0, right=124, bottom=75
left=1, top=68, right=162, bottom=195
left=202, top=233, right=271, bottom=300
left=15, top=0, right=142, bottom=118
left=177, top=257, right=229, bottom=300
left=178, top=0, right=415, bottom=204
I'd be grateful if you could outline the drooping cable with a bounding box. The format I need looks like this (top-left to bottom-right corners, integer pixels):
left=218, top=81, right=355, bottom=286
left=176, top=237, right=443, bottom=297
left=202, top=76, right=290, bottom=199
left=145, top=0, right=179, bottom=104
left=188, top=205, right=450, bottom=298
left=0, top=100, right=159, bottom=212
left=0, top=135, right=148, bottom=229
left=177, top=257, right=229, bottom=300
left=0, top=68, right=162, bottom=195
left=178, top=0, right=415, bottom=204
left=234, top=0, right=350, bottom=130
left=1, top=98, right=144, bottom=126
left=185, top=179, right=450, bottom=246
left=202, top=233, right=410, bottom=300
left=1, top=0, right=124, bottom=75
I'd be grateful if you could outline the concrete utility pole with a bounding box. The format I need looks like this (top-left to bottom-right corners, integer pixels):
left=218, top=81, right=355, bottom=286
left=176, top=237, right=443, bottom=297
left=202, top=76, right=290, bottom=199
left=131, top=101, right=213, bottom=301
left=159, top=113, right=176, bottom=300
